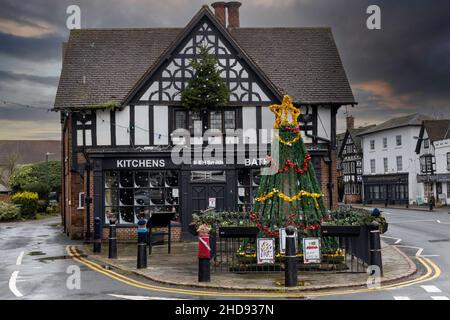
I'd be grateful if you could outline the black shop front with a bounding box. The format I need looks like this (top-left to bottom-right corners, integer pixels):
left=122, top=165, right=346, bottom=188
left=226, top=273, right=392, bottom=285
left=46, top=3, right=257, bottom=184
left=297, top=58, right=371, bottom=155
left=88, top=150, right=267, bottom=239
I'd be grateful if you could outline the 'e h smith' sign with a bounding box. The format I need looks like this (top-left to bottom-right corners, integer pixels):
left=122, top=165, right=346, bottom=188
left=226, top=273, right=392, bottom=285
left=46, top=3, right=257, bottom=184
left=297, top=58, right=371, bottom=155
left=116, top=159, right=166, bottom=169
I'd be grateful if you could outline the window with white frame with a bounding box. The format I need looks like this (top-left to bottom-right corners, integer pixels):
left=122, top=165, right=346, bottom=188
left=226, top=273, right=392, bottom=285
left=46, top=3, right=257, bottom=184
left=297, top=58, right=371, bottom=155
left=447, top=153, right=450, bottom=171
left=396, top=135, right=402, bottom=146
left=396, top=156, right=403, bottom=171
left=383, top=137, right=387, bottom=149
left=383, top=158, right=388, bottom=173
left=370, top=140, right=375, bottom=150
left=370, top=159, right=376, bottom=174
left=78, top=192, right=85, bottom=209
left=424, top=139, right=429, bottom=149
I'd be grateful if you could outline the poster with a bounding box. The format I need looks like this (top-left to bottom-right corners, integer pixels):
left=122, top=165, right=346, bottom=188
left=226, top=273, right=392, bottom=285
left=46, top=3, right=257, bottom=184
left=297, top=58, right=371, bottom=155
left=208, top=197, right=216, bottom=208
left=257, top=238, right=275, bottom=264
left=303, top=238, right=321, bottom=264
left=279, top=228, right=298, bottom=254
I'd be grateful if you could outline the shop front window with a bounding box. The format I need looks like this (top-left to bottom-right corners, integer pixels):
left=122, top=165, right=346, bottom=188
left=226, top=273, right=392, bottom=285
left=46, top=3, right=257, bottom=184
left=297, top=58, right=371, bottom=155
left=191, top=171, right=226, bottom=183
left=237, top=168, right=261, bottom=211
left=104, top=170, right=179, bottom=225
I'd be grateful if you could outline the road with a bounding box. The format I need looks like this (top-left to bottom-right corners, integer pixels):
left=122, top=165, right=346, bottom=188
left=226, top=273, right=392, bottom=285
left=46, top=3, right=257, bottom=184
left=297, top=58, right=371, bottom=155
left=0, top=209, right=449, bottom=300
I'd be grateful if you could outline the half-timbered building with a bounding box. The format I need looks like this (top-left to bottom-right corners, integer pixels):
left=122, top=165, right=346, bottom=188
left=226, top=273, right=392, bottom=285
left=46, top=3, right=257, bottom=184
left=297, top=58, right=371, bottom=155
left=337, top=116, right=375, bottom=204
left=54, top=3, right=355, bottom=240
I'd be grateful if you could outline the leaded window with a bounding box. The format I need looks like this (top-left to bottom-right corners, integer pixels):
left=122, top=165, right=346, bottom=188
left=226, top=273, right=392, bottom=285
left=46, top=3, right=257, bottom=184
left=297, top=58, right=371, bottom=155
left=104, top=170, right=179, bottom=225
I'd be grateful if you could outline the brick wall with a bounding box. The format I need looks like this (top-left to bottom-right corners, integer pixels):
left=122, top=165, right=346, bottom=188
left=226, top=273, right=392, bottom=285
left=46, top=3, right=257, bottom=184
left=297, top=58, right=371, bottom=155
left=101, top=225, right=182, bottom=242
left=320, top=150, right=339, bottom=211
left=344, top=194, right=362, bottom=204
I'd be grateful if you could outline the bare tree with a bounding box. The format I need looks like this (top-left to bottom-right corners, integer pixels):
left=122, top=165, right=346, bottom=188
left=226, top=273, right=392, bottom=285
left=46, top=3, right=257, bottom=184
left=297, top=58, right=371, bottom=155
left=0, top=153, right=19, bottom=189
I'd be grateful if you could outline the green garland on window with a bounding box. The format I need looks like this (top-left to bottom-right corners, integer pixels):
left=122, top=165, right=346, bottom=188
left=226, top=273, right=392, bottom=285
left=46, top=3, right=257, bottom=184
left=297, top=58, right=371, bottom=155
left=180, top=46, right=230, bottom=111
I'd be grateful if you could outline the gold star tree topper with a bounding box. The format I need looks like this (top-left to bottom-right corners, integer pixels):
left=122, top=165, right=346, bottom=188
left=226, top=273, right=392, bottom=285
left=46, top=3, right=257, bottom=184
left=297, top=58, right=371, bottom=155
left=269, top=95, right=301, bottom=128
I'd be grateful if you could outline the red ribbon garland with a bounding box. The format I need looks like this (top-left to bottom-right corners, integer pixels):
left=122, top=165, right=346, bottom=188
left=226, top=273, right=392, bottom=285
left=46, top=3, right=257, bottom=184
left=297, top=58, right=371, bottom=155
left=277, top=154, right=312, bottom=174
left=249, top=212, right=322, bottom=237
left=284, top=126, right=300, bottom=133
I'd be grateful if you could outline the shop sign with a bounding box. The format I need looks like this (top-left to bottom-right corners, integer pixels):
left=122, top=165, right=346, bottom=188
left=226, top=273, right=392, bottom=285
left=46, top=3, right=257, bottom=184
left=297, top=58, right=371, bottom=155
left=303, top=238, right=321, bottom=264
left=279, top=228, right=298, bottom=254
left=115, top=159, right=166, bottom=169
left=257, top=238, right=275, bottom=264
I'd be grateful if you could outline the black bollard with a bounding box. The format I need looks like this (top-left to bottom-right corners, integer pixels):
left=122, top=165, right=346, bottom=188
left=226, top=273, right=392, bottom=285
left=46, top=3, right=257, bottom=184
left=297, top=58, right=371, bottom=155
left=93, top=217, right=102, bottom=253
left=137, top=217, right=147, bottom=269
left=369, top=221, right=383, bottom=276
left=285, top=225, right=298, bottom=287
left=108, top=220, right=117, bottom=259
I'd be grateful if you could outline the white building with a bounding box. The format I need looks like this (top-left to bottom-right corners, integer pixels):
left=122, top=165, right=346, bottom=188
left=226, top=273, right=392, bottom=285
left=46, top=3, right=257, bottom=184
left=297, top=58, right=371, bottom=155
left=415, top=120, right=450, bottom=205
left=358, top=114, right=431, bottom=205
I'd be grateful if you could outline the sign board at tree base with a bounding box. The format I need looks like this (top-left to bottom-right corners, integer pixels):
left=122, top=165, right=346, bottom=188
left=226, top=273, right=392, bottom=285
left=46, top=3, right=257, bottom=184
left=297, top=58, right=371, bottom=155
left=257, top=238, right=275, bottom=264
left=303, top=238, right=321, bottom=264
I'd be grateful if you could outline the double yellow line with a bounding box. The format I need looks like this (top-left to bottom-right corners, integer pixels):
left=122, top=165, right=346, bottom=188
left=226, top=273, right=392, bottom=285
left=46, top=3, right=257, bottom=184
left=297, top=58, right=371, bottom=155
left=66, top=245, right=440, bottom=298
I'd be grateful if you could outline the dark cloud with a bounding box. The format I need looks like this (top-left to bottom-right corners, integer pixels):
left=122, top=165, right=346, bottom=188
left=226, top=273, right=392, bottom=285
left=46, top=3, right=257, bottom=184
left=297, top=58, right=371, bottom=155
left=0, top=0, right=450, bottom=138
left=0, top=70, right=59, bottom=87
left=0, top=32, right=64, bottom=62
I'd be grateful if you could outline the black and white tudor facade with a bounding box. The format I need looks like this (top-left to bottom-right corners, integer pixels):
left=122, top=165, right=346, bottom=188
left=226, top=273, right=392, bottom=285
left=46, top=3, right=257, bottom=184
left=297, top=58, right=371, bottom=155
left=54, top=4, right=355, bottom=240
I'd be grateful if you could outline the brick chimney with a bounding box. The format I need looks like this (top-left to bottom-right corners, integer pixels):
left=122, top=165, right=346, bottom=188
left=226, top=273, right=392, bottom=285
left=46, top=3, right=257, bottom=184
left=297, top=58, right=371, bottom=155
left=226, top=1, right=241, bottom=28
left=211, top=2, right=226, bottom=27
left=346, top=115, right=355, bottom=130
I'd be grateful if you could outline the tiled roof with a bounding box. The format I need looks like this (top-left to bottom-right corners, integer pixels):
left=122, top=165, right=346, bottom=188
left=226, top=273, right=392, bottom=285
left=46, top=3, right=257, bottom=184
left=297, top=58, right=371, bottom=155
left=357, top=113, right=432, bottom=136
left=0, top=140, right=60, bottom=166
left=54, top=9, right=355, bottom=109
left=423, top=119, right=450, bottom=142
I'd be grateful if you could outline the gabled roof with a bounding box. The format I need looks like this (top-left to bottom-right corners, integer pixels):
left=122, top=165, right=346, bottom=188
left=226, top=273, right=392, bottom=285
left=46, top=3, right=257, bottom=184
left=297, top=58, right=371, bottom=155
left=54, top=6, right=355, bottom=110
left=0, top=140, right=60, bottom=165
left=338, top=125, right=376, bottom=157
left=357, top=113, right=432, bottom=136
left=423, top=120, right=450, bottom=142
left=415, top=119, right=450, bottom=153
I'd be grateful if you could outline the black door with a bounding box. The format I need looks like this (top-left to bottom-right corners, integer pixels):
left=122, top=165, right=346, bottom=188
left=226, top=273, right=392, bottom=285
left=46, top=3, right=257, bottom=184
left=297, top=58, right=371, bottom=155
left=191, top=184, right=226, bottom=214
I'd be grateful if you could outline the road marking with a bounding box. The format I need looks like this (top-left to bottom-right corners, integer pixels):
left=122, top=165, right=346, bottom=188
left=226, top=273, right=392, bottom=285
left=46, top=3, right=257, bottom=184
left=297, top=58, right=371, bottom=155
left=431, top=296, right=449, bottom=300
left=389, top=219, right=436, bottom=224
left=393, top=296, right=410, bottom=300
left=381, top=235, right=402, bottom=244
left=436, top=220, right=450, bottom=225
left=67, top=246, right=441, bottom=298
left=395, top=245, right=424, bottom=257
left=421, top=285, right=442, bottom=293
left=16, top=251, right=24, bottom=266
left=109, top=294, right=186, bottom=300
left=8, top=271, right=23, bottom=298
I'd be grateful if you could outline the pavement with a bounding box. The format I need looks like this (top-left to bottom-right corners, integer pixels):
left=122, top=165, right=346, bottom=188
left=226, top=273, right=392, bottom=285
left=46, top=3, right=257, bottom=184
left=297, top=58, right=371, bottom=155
left=81, top=239, right=416, bottom=292
left=0, top=208, right=448, bottom=300
left=351, top=203, right=450, bottom=213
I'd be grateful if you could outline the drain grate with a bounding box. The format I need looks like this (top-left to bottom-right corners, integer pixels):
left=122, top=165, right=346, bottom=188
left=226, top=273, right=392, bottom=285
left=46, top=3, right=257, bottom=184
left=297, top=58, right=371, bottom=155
left=428, top=239, right=450, bottom=243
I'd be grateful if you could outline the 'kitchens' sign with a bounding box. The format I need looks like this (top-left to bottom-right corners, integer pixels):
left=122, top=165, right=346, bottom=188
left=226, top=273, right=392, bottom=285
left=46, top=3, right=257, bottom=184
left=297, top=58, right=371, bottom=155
left=116, top=159, right=166, bottom=168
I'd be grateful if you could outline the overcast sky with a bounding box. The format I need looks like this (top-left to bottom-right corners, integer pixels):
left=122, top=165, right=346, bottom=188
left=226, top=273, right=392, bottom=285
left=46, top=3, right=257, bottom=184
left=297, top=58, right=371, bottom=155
left=0, top=0, right=449, bottom=140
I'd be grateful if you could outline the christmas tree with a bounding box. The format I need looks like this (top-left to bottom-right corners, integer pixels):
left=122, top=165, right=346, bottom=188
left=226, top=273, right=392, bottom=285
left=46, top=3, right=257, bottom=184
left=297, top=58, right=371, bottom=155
left=251, top=95, right=336, bottom=252
left=181, top=46, right=230, bottom=111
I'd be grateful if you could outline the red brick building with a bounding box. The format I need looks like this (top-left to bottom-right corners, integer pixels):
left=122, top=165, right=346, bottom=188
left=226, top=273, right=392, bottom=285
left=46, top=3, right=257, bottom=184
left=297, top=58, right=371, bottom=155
left=54, top=3, right=355, bottom=240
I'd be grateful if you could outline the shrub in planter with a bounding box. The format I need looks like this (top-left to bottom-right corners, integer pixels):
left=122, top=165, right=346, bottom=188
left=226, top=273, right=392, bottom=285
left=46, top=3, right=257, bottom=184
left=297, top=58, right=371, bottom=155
left=11, top=192, right=38, bottom=218
left=0, top=201, right=21, bottom=221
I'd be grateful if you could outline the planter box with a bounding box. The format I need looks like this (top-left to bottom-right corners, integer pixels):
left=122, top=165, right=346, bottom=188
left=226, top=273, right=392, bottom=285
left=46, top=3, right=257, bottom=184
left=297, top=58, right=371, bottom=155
left=218, top=226, right=259, bottom=238
left=149, top=212, right=175, bottom=227
left=321, top=225, right=361, bottom=237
